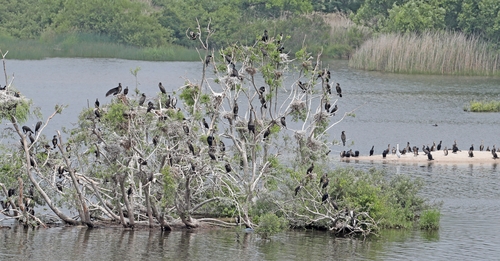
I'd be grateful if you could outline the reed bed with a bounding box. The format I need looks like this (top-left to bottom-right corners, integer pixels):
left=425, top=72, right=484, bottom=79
left=349, top=31, right=500, bottom=76
left=465, top=100, right=500, bottom=112
left=0, top=33, right=199, bottom=61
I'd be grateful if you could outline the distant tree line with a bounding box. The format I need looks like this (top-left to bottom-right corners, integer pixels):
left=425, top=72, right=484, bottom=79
left=0, top=0, right=499, bottom=50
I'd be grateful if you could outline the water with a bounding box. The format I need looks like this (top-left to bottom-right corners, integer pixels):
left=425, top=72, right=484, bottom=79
left=1, top=58, right=500, bottom=260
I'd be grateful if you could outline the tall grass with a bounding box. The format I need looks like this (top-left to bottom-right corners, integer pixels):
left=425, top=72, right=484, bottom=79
left=349, top=31, right=500, bottom=76
left=0, top=33, right=199, bottom=61
left=320, top=12, right=372, bottom=58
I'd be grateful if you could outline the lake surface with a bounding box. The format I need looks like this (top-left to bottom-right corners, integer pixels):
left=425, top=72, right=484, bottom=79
left=1, top=58, right=500, bottom=260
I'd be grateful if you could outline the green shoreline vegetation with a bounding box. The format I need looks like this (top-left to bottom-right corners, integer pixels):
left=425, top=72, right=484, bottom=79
left=465, top=100, right=500, bottom=112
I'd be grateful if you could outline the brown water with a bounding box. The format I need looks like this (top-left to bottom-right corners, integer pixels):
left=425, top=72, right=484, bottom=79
left=1, top=58, right=500, bottom=260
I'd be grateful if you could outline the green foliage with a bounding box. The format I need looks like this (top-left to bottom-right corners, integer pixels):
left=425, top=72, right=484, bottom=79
left=179, top=86, right=199, bottom=108
left=255, top=213, right=288, bottom=239
left=0, top=96, right=31, bottom=124
left=465, top=100, right=500, bottom=112
left=419, top=209, right=440, bottom=230
left=383, top=0, right=446, bottom=33
left=101, top=102, right=128, bottom=132
left=161, top=166, right=176, bottom=205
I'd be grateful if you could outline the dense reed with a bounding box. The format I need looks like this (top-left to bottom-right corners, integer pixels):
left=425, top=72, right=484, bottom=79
left=0, top=33, right=199, bottom=61
left=349, top=31, right=500, bottom=76
left=465, top=100, right=500, bottom=112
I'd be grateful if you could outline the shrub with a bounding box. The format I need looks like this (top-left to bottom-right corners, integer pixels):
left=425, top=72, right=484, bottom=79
left=419, top=209, right=440, bottom=230
left=255, top=213, right=288, bottom=239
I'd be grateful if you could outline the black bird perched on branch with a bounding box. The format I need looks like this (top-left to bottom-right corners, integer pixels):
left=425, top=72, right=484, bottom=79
left=225, top=163, right=232, bottom=173
left=52, top=135, right=58, bottom=149
left=28, top=133, right=35, bottom=144
left=123, top=86, right=129, bottom=96
left=183, top=124, right=189, bottom=135
left=207, top=133, right=214, bottom=147
left=320, top=173, right=329, bottom=189
left=263, top=128, right=270, bottom=141
left=369, top=145, right=374, bottom=156
left=259, top=86, right=265, bottom=96
left=208, top=149, right=217, bottom=161
left=205, top=55, right=212, bottom=67
left=330, top=105, right=338, bottom=116
left=280, top=116, right=287, bottom=128
left=105, top=83, right=122, bottom=97
left=95, top=98, right=100, bottom=108
left=307, top=162, right=314, bottom=174
left=139, top=93, right=146, bottom=106
left=147, top=101, right=154, bottom=113
left=127, top=186, right=133, bottom=198
left=321, top=193, right=329, bottom=203
left=341, top=131, right=346, bottom=146
left=336, top=83, right=342, bottom=97
left=153, top=135, right=159, bottom=147
left=159, top=82, right=166, bottom=94
left=259, top=94, right=267, bottom=109
left=202, top=118, right=209, bottom=129
left=325, top=100, right=331, bottom=113
left=34, top=121, right=42, bottom=135
left=233, top=102, right=239, bottom=119
left=22, top=126, right=33, bottom=134
left=248, top=111, right=255, bottom=135
left=94, top=108, right=101, bottom=119
left=294, top=184, right=302, bottom=196
left=298, top=81, right=308, bottom=92
left=0, top=85, right=5, bottom=90
left=261, top=30, right=268, bottom=42
left=187, top=141, right=195, bottom=155
left=325, top=83, right=332, bottom=95
left=188, top=31, right=197, bottom=40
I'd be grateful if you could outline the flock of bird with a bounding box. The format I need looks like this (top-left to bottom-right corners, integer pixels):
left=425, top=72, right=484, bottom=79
left=339, top=140, right=500, bottom=161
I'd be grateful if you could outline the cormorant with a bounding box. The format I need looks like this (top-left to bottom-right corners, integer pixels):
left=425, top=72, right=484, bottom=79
left=8, top=188, right=15, bottom=197
left=444, top=146, right=448, bottom=156
left=396, top=144, right=401, bottom=158
left=431, top=142, right=436, bottom=151
left=330, top=105, right=338, bottom=116
left=219, top=140, right=226, bottom=152
left=259, top=86, right=265, bottom=96
left=369, top=145, right=374, bottom=156
left=493, top=150, right=499, bottom=159
left=326, top=83, right=332, bottom=95
left=187, top=141, right=195, bottom=155
left=298, top=81, right=308, bottom=92
left=139, top=93, right=146, bottom=106
left=138, top=158, right=148, bottom=165
left=486, top=146, right=490, bottom=151
left=427, top=151, right=434, bottom=161
left=225, top=163, right=232, bottom=173
left=341, top=131, right=346, bottom=146
left=294, top=184, right=302, bottom=196
left=127, top=186, right=133, bottom=198
left=56, top=182, right=63, bottom=192
left=165, top=95, right=171, bottom=108
left=205, top=55, right=212, bottom=67
left=188, top=31, right=197, bottom=40
left=413, top=147, right=419, bottom=156
left=233, top=102, right=239, bottom=119
left=248, top=112, right=255, bottom=135
left=105, top=83, right=122, bottom=97
left=123, top=86, right=129, bottom=96
left=340, top=151, right=345, bottom=158
left=22, top=125, right=33, bottom=134
left=171, top=96, right=177, bottom=109
left=437, top=141, right=442, bottom=151
left=452, top=140, right=459, bottom=153
left=14, top=92, right=20, bottom=97
left=470, top=144, right=474, bottom=151
left=280, top=116, right=286, bottom=128
left=0, top=85, right=5, bottom=90
left=159, top=82, right=166, bottom=94
left=94, top=108, right=101, bottom=119
left=147, top=101, right=154, bottom=113
left=263, top=128, right=270, bottom=141
left=480, top=141, right=484, bottom=151
left=95, top=98, right=100, bottom=108
left=183, top=124, right=189, bottom=135
left=52, top=135, right=58, bottom=149
left=207, top=134, right=214, bottom=147
left=306, top=162, right=314, bottom=174
left=354, top=150, right=360, bottom=157
left=336, top=83, right=342, bottom=97
left=259, top=95, right=267, bottom=109
left=261, top=30, right=268, bottom=42
left=325, top=100, right=331, bottom=113
left=382, top=150, right=387, bottom=158
left=320, top=173, right=329, bottom=189
left=468, top=149, right=474, bottom=158
left=202, top=118, right=209, bottom=129
left=28, top=133, right=35, bottom=144
left=208, top=149, right=217, bottom=160
left=321, top=193, right=329, bottom=203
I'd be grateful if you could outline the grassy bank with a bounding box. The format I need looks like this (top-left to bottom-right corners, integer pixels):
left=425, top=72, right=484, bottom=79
left=0, top=33, right=199, bottom=61
left=349, top=31, right=500, bottom=76
left=465, top=100, right=500, bottom=112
